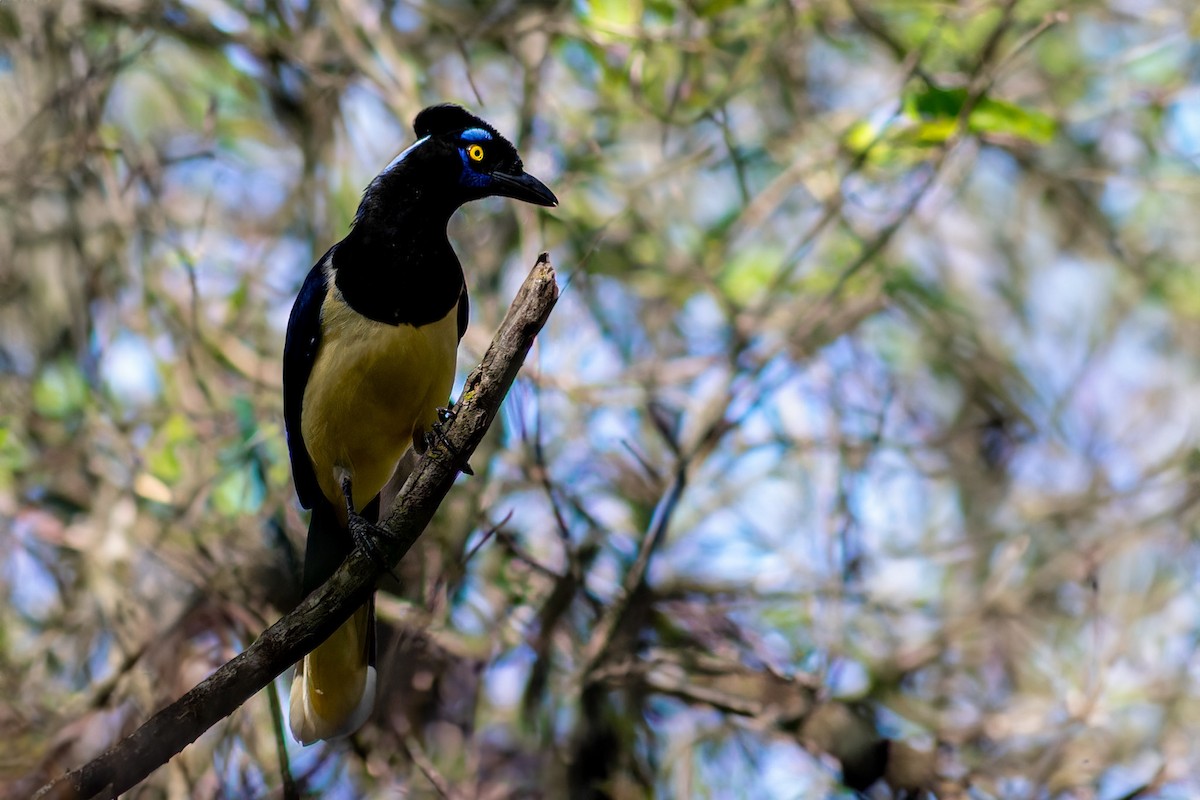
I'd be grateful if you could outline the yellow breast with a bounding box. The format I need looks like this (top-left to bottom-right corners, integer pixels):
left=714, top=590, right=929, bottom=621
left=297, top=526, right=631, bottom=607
left=301, top=286, right=459, bottom=512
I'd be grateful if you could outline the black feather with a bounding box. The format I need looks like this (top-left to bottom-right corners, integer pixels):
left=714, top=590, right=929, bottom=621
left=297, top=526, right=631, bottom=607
left=283, top=249, right=333, bottom=510
left=413, top=104, right=499, bottom=139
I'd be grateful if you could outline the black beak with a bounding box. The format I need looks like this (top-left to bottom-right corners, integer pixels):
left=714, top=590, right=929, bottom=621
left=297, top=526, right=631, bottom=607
left=491, top=170, right=558, bottom=207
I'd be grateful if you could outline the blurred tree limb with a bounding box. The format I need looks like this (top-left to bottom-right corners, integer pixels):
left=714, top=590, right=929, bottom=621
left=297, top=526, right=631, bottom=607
left=33, top=255, right=560, bottom=800
left=6, top=0, right=1199, bottom=794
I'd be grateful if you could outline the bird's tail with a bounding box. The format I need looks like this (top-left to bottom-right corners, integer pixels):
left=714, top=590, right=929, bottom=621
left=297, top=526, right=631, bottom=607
left=289, top=500, right=377, bottom=745
left=289, top=600, right=376, bottom=744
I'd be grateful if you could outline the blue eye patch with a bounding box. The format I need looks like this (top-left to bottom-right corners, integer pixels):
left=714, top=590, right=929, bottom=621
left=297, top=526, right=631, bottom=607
left=460, top=128, right=493, bottom=142
left=458, top=151, right=492, bottom=187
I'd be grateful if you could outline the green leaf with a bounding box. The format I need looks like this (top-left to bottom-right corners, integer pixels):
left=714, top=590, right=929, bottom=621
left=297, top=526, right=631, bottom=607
left=904, top=119, right=959, bottom=146
left=582, top=0, right=642, bottom=32
left=842, top=119, right=923, bottom=169
left=1150, top=260, right=1200, bottom=319
left=0, top=418, right=30, bottom=484
left=232, top=395, right=258, bottom=440
left=147, top=413, right=193, bottom=485
left=717, top=246, right=784, bottom=305
left=32, top=361, right=89, bottom=419
left=904, top=85, right=968, bottom=121
left=212, top=462, right=265, bottom=516
left=970, top=96, right=1057, bottom=143
left=693, top=0, right=741, bottom=17
left=903, top=85, right=1056, bottom=144
left=843, top=119, right=882, bottom=156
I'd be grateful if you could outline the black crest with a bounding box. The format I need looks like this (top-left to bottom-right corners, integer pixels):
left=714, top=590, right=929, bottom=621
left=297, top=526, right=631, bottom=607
left=413, top=104, right=499, bottom=139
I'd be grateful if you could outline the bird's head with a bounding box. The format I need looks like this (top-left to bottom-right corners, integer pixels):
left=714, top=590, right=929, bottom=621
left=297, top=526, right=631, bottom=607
left=368, top=104, right=558, bottom=214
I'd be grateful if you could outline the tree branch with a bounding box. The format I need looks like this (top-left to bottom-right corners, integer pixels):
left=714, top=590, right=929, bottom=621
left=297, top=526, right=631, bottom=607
left=34, top=254, right=560, bottom=800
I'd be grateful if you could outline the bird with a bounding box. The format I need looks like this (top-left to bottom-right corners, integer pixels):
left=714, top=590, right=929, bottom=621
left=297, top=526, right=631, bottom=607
left=283, top=104, right=557, bottom=745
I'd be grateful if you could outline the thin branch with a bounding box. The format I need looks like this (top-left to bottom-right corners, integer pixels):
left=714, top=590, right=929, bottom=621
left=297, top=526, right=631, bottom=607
left=579, top=454, right=689, bottom=675
left=403, top=734, right=459, bottom=800
left=461, top=509, right=513, bottom=566
left=34, top=254, right=560, bottom=800
left=265, top=678, right=299, bottom=800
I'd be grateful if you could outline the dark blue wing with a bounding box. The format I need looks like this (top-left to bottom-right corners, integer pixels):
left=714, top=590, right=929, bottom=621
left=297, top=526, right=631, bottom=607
left=283, top=247, right=334, bottom=509
left=457, top=283, right=469, bottom=341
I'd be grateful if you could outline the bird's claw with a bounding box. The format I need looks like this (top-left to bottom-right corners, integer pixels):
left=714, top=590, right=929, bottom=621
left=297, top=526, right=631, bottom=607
left=429, top=403, right=475, bottom=476
left=341, top=475, right=402, bottom=583
left=347, top=513, right=402, bottom=583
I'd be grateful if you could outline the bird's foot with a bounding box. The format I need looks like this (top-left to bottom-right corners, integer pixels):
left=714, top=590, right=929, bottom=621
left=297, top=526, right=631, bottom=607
left=341, top=475, right=402, bottom=582
left=429, top=403, right=474, bottom=476
left=347, top=513, right=403, bottom=583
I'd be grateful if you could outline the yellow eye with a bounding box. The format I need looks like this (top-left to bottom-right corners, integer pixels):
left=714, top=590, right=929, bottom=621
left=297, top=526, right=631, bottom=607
left=467, top=144, right=485, bottom=162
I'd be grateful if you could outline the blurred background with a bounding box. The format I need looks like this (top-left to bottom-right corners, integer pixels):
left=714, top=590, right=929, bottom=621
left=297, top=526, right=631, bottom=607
left=3, top=0, right=1200, bottom=797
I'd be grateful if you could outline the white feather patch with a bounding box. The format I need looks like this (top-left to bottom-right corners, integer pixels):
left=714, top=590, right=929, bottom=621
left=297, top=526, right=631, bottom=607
left=384, top=135, right=430, bottom=172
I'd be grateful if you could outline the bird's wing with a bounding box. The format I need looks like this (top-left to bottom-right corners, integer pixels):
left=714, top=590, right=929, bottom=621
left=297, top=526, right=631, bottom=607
left=456, top=281, right=470, bottom=342
left=283, top=247, right=334, bottom=509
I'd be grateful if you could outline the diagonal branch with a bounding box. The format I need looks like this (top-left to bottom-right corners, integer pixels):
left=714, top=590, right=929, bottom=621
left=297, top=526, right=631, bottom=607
left=34, top=254, right=560, bottom=800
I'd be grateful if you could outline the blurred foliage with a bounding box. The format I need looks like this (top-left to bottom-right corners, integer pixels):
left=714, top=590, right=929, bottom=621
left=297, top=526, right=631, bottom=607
left=3, top=0, right=1200, bottom=798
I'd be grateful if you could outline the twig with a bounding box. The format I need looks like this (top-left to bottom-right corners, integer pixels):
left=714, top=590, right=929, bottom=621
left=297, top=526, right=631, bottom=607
left=579, top=455, right=689, bottom=674
left=265, top=678, right=299, bottom=800
left=461, top=509, right=513, bottom=565
left=403, top=734, right=458, bottom=800
left=33, top=254, right=559, bottom=800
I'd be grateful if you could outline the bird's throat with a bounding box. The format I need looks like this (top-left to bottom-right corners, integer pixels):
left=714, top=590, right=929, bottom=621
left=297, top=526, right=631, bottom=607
left=332, top=218, right=463, bottom=327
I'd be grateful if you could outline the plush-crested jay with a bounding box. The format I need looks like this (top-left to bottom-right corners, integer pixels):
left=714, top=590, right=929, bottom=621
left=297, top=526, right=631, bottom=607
left=283, top=104, right=556, bottom=744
